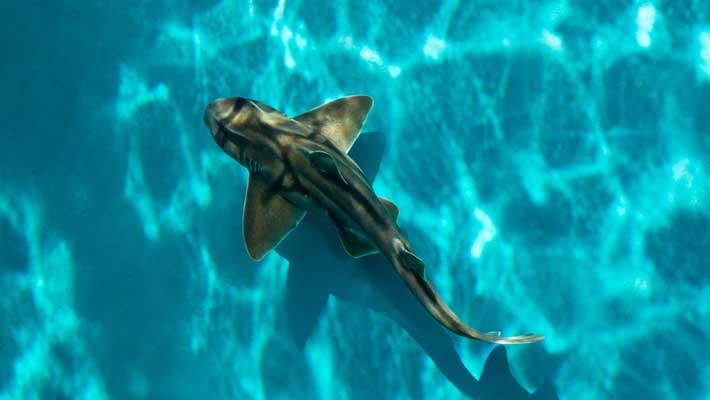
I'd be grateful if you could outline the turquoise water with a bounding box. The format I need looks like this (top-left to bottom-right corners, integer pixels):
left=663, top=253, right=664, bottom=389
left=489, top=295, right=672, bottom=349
left=2, top=1, right=709, bottom=399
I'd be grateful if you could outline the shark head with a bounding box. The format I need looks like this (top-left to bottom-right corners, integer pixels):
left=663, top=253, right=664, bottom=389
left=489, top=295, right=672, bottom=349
left=204, top=95, right=374, bottom=262
left=204, top=97, right=289, bottom=180
left=203, top=97, right=259, bottom=157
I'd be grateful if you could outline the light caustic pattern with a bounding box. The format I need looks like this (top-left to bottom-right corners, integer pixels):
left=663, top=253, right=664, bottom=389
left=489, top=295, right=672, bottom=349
left=0, top=198, right=107, bottom=399
left=3, top=0, right=710, bottom=399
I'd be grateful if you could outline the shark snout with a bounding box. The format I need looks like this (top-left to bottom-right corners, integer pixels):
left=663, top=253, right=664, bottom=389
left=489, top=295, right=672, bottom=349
left=204, top=97, right=238, bottom=126
left=204, top=98, right=243, bottom=145
left=204, top=97, right=254, bottom=137
left=204, top=98, right=236, bottom=147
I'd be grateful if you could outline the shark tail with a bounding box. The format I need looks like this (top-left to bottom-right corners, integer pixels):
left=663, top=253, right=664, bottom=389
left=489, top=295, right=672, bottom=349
left=393, top=239, right=543, bottom=345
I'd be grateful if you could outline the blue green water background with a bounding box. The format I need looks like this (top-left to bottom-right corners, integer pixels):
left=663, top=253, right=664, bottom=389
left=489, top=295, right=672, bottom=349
left=1, top=1, right=709, bottom=399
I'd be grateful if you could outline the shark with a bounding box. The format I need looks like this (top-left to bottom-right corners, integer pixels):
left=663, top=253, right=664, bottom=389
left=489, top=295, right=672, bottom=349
left=273, top=130, right=558, bottom=399
left=203, top=95, right=543, bottom=345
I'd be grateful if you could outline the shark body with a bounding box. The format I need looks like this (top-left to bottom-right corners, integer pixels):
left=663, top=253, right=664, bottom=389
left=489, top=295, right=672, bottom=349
left=203, top=95, right=542, bottom=344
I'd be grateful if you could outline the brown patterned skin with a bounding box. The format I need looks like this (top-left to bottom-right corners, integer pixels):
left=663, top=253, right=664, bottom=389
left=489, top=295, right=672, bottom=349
left=204, top=96, right=543, bottom=344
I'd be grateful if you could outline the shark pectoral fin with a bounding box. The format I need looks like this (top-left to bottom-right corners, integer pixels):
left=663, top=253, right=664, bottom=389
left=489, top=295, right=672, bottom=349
left=243, top=175, right=305, bottom=261
left=309, top=150, right=349, bottom=186
left=294, top=96, right=373, bottom=153
left=378, top=197, right=399, bottom=220
left=337, top=226, right=379, bottom=258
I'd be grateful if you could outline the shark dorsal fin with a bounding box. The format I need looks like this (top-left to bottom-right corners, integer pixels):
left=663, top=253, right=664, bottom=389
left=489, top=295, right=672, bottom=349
left=243, top=174, right=305, bottom=261
left=379, top=197, right=399, bottom=220
left=295, top=96, right=373, bottom=153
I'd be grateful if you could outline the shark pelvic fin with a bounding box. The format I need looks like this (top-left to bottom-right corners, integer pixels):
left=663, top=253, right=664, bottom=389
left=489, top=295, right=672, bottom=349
left=243, top=174, right=305, bottom=261
left=378, top=197, right=399, bottom=220
left=295, top=96, right=373, bottom=153
left=337, top=226, right=379, bottom=258
left=309, top=150, right=349, bottom=186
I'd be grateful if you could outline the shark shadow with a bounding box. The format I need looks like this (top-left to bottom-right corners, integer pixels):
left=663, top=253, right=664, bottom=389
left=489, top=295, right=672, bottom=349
left=275, top=131, right=558, bottom=399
